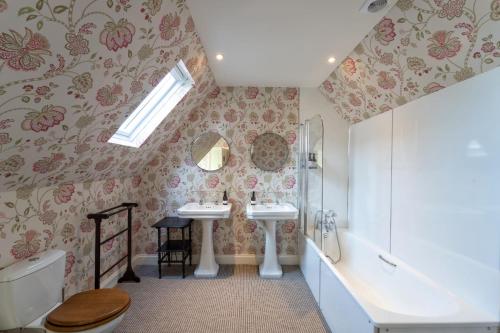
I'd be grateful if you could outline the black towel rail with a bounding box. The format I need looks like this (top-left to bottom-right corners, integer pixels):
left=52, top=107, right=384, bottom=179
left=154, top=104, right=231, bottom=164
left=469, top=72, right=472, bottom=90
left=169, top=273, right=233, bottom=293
left=87, top=202, right=140, bottom=289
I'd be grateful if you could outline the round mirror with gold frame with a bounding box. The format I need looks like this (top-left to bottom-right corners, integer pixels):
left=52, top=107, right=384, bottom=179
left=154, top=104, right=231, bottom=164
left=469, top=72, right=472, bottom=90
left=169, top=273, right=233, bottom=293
left=250, top=132, right=289, bottom=172
left=191, top=132, right=230, bottom=171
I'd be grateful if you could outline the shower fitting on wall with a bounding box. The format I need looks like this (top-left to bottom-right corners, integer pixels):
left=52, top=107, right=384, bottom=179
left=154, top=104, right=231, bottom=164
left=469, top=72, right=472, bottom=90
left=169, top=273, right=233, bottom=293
left=323, top=210, right=342, bottom=264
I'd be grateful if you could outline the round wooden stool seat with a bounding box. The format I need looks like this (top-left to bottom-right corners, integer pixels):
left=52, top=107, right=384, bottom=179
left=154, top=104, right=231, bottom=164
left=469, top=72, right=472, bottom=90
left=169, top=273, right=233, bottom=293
left=45, top=288, right=130, bottom=332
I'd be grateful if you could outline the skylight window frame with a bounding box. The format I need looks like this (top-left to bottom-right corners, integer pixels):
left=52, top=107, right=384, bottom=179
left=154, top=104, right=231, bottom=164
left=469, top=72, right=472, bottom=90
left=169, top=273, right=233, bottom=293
left=108, top=60, right=194, bottom=148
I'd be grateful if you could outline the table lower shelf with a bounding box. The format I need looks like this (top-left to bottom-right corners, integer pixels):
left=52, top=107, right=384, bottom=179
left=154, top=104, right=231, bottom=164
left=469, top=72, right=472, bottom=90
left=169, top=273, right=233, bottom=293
left=159, top=240, right=191, bottom=253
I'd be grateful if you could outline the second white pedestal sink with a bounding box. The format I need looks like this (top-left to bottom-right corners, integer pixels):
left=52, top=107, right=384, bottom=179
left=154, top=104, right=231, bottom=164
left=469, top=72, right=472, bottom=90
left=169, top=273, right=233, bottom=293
left=177, top=202, right=231, bottom=278
left=246, top=203, right=298, bottom=278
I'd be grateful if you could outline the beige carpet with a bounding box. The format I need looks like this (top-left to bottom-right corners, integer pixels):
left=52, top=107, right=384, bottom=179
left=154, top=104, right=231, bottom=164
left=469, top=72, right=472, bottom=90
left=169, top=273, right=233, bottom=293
left=117, top=265, right=330, bottom=333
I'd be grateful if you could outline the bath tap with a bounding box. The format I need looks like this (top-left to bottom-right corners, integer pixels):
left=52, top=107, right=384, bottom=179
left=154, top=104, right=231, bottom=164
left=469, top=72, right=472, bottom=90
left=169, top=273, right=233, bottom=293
left=315, top=210, right=342, bottom=264
left=323, top=211, right=337, bottom=232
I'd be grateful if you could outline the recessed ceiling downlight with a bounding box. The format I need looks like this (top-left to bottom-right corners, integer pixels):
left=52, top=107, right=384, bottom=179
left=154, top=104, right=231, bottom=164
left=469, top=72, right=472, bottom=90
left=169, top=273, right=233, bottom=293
left=360, top=0, right=388, bottom=13
left=216, top=53, right=224, bottom=61
left=328, top=57, right=336, bottom=64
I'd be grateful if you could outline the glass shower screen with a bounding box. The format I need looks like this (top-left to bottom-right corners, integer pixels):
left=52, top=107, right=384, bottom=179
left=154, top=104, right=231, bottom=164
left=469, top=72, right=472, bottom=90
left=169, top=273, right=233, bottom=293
left=299, top=115, right=324, bottom=249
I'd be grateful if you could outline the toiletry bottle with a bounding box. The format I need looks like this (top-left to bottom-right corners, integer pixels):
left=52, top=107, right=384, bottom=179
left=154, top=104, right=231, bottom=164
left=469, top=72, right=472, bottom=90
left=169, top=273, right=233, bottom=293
left=251, top=191, right=256, bottom=205
left=222, top=190, right=228, bottom=205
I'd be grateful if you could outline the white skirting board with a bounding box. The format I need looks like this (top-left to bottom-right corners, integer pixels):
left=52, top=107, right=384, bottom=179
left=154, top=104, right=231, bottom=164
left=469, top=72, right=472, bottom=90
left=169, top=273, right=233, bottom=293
left=134, top=254, right=299, bottom=266
left=101, top=254, right=299, bottom=288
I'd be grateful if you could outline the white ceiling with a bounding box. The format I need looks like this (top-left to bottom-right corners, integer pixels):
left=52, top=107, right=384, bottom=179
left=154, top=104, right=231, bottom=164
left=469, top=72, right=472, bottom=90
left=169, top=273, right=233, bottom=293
left=186, top=0, right=396, bottom=87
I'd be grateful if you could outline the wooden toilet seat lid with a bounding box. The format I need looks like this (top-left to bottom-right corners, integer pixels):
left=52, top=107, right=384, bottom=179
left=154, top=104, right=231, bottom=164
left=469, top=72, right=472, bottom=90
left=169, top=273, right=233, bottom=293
left=45, top=288, right=130, bottom=332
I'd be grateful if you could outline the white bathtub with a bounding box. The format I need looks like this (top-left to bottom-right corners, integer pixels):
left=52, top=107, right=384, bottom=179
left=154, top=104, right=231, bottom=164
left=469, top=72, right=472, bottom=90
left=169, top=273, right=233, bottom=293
left=300, top=231, right=499, bottom=333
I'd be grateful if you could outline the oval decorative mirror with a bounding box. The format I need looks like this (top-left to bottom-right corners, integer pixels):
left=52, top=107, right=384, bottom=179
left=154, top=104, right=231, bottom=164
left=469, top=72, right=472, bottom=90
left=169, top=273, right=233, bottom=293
left=251, top=132, right=289, bottom=171
left=191, top=132, right=230, bottom=171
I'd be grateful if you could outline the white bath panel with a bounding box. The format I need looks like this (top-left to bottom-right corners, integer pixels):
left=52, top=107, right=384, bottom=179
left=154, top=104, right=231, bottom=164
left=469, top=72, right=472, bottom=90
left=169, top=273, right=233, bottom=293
left=299, top=235, right=321, bottom=303
left=320, top=260, right=374, bottom=333
left=381, top=327, right=494, bottom=333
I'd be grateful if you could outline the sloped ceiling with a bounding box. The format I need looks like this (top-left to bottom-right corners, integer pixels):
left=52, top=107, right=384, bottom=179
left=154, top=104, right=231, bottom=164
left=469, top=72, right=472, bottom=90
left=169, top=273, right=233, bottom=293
left=319, top=0, right=500, bottom=123
left=0, top=0, right=216, bottom=191
left=186, top=0, right=397, bottom=87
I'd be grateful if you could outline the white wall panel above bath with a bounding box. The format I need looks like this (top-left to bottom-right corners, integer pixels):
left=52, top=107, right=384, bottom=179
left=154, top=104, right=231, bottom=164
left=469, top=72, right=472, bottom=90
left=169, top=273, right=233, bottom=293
left=348, top=111, right=392, bottom=252
left=391, top=68, right=500, bottom=319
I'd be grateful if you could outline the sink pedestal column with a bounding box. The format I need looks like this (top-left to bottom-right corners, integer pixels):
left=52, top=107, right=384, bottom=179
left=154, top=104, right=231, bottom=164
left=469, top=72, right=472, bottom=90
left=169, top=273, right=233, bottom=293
left=259, top=219, right=282, bottom=278
left=195, top=219, right=219, bottom=278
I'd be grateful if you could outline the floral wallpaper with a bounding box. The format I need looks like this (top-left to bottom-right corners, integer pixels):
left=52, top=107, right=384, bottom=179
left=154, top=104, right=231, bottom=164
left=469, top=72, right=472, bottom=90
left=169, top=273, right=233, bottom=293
left=319, top=0, right=500, bottom=123
left=0, top=0, right=216, bottom=191
left=0, top=0, right=216, bottom=297
left=135, top=87, right=300, bottom=257
left=0, top=176, right=141, bottom=296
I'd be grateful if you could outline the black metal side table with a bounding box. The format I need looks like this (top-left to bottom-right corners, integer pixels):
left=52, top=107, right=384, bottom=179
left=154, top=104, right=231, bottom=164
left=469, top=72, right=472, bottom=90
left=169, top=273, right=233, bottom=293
left=151, top=216, right=192, bottom=278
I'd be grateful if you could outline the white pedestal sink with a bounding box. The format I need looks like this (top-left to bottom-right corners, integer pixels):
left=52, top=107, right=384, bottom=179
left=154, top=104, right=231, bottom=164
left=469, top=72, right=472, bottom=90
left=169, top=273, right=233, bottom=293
left=246, top=203, right=298, bottom=278
left=177, top=202, right=232, bottom=278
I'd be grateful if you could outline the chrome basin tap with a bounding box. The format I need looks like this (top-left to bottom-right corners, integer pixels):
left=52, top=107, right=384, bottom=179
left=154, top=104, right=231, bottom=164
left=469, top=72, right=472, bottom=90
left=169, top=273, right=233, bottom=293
left=192, top=190, right=225, bottom=205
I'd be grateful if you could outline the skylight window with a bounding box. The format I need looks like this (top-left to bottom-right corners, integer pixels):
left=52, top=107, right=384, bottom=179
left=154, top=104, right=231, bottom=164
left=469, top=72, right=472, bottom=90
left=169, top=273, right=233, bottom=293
left=108, top=60, right=194, bottom=148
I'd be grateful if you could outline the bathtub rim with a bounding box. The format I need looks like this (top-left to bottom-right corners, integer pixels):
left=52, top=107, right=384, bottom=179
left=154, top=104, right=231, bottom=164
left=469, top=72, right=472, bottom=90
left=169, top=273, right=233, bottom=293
left=304, top=233, right=499, bottom=329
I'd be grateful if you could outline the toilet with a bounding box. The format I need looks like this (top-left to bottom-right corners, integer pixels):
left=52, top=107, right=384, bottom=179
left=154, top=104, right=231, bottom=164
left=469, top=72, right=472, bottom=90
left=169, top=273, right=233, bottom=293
left=0, top=249, right=130, bottom=333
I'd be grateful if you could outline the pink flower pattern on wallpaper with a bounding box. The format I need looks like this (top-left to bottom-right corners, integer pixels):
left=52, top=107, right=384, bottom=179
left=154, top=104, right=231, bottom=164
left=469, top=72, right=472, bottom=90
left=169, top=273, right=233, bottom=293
left=246, top=175, right=258, bottom=189
left=206, top=174, right=219, bottom=189
left=99, top=19, right=135, bottom=52
left=342, top=57, right=357, bottom=76
left=427, top=30, right=462, bottom=60
left=159, top=13, right=180, bottom=41
left=138, top=87, right=299, bottom=257
left=0, top=0, right=216, bottom=191
left=319, top=0, right=499, bottom=123
left=0, top=28, right=52, bottom=71
left=10, top=230, right=41, bottom=259
left=374, top=18, right=396, bottom=46
left=65, top=251, right=76, bottom=277
left=32, top=153, right=65, bottom=174
left=21, top=105, right=66, bottom=132
left=53, top=183, right=75, bottom=204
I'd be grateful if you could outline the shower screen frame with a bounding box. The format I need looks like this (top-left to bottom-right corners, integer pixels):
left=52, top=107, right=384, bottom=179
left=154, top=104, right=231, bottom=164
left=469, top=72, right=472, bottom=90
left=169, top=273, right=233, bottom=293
left=299, top=115, right=324, bottom=249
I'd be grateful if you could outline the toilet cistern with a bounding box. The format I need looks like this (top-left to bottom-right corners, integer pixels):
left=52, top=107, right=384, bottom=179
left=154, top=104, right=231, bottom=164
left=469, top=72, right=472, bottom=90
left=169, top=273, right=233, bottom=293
left=0, top=249, right=131, bottom=333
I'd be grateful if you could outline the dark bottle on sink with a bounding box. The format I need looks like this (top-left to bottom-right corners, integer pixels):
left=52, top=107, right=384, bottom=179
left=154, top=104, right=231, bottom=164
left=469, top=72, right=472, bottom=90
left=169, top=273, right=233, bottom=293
left=251, top=191, right=256, bottom=206
left=222, top=190, right=228, bottom=205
